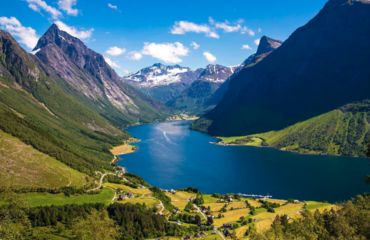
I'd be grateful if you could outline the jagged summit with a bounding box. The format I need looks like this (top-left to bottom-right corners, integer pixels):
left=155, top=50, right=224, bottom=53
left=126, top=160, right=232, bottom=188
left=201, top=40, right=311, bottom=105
left=241, top=35, right=282, bottom=68
left=32, top=24, right=162, bottom=121
left=256, top=36, right=282, bottom=56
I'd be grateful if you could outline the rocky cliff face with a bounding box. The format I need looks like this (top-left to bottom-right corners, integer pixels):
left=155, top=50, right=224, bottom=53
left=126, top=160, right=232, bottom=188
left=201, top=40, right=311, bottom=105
left=34, top=24, right=142, bottom=115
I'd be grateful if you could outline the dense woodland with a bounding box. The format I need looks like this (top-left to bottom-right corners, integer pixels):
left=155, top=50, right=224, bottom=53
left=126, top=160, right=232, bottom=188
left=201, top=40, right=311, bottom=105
left=0, top=191, right=199, bottom=240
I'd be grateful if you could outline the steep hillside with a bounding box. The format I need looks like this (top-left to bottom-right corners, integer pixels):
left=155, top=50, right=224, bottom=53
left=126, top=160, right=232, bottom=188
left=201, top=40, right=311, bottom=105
left=0, top=129, right=88, bottom=188
left=0, top=30, right=126, bottom=174
left=206, top=36, right=282, bottom=110
left=221, top=100, right=370, bottom=157
left=34, top=24, right=163, bottom=126
left=198, top=0, right=370, bottom=136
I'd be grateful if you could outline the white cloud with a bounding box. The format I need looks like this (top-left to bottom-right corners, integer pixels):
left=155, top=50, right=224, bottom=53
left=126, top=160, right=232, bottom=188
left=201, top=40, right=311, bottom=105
left=0, top=16, right=39, bottom=49
left=191, top=41, right=200, bottom=50
left=241, top=26, right=256, bottom=36
left=26, top=0, right=62, bottom=19
left=128, top=51, right=143, bottom=61
left=203, top=51, right=217, bottom=63
left=242, top=44, right=252, bottom=50
left=211, top=18, right=255, bottom=36
left=104, top=56, right=120, bottom=69
left=55, top=21, right=93, bottom=40
left=254, top=39, right=260, bottom=46
left=142, top=42, right=189, bottom=64
left=107, top=3, right=118, bottom=10
left=58, top=0, right=78, bottom=16
left=106, top=46, right=126, bottom=56
left=214, top=22, right=241, bottom=33
left=171, top=21, right=219, bottom=39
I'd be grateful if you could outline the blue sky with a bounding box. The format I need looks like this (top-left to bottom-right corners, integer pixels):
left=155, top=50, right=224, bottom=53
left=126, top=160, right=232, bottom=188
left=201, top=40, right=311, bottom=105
left=0, top=0, right=327, bottom=75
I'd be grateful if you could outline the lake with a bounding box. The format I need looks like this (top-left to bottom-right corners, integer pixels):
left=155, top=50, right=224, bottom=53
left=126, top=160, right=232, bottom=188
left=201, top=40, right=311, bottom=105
left=118, top=121, right=370, bottom=202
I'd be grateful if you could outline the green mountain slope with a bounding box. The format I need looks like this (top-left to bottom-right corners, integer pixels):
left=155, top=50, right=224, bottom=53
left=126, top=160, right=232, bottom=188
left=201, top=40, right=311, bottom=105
left=221, top=100, right=370, bottom=157
left=0, top=129, right=88, bottom=188
left=0, top=30, right=126, bottom=175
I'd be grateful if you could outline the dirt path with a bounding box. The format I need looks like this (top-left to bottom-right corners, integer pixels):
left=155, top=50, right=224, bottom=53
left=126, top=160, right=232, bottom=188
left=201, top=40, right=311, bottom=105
left=87, top=172, right=114, bottom=192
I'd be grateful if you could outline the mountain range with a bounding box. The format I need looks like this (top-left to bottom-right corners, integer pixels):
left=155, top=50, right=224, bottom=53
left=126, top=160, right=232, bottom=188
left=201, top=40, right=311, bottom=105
left=124, top=63, right=237, bottom=114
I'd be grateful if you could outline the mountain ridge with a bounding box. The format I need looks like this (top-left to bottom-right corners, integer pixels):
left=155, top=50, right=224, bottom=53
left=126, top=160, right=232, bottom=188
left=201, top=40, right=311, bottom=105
left=196, top=0, right=370, bottom=136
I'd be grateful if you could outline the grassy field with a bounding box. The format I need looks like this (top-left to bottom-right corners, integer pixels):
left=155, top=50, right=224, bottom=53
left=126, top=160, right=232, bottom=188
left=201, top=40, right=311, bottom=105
left=16, top=188, right=115, bottom=207
left=104, top=183, right=152, bottom=195
left=119, top=197, right=161, bottom=208
left=0, top=129, right=88, bottom=188
left=214, top=208, right=249, bottom=226
left=219, top=101, right=370, bottom=157
left=165, top=191, right=196, bottom=210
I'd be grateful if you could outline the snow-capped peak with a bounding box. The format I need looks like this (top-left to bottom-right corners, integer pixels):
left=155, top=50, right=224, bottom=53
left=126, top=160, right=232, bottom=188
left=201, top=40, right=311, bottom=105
left=124, top=63, right=192, bottom=87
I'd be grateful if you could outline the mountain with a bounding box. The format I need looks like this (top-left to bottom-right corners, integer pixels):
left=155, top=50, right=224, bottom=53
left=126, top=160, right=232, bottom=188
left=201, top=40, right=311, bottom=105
left=220, top=100, right=370, bottom=157
left=34, top=24, right=163, bottom=126
left=0, top=29, right=128, bottom=176
left=124, top=63, right=202, bottom=103
left=196, top=0, right=370, bottom=136
left=124, top=63, right=236, bottom=113
left=207, top=35, right=282, bottom=108
left=241, top=36, right=282, bottom=68
left=166, top=64, right=237, bottom=114
left=125, top=63, right=199, bottom=87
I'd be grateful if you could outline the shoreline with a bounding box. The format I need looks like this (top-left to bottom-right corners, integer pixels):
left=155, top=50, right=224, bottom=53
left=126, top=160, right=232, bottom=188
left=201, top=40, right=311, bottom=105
left=110, top=138, right=140, bottom=165
left=212, top=138, right=369, bottom=159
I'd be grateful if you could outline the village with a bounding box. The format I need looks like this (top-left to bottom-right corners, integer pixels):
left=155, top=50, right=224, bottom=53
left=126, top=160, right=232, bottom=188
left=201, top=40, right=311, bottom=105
left=98, top=164, right=337, bottom=240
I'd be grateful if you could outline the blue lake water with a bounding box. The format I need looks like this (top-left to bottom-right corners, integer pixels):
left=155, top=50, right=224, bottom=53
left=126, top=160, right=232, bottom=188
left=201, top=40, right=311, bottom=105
left=118, top=121, right=370, bottom=202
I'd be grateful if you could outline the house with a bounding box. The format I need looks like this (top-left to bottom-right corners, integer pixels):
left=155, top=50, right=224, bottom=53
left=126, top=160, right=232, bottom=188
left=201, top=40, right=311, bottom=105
left=117, top=195, right=125, bottom=201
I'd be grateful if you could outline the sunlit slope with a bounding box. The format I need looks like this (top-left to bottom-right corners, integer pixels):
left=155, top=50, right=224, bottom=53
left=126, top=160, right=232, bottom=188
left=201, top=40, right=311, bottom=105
left=0, top=129, right=88, bottom=188
left=221, top=100, right=370, bottom=157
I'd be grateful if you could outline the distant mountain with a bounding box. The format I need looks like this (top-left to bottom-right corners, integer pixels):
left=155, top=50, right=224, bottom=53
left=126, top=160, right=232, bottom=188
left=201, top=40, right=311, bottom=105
left=0, top=29, right=126, bottom=175
left=124, top=63, right=236, bottom=113
left=125, top=63, right=200, bottom=87
left=124, top=63, right=202, bottom=103
left=196, top=0, right=370, bottom=136
left=167, top=64, right=237, bottom=114
left=220, top=100, right=370, bottom=157
left=34, top=24, right=163, bottom=126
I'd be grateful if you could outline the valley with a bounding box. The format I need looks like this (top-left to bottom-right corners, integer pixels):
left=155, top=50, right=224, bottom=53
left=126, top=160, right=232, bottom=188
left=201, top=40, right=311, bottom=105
left=0, top=0, right=369, bottom=239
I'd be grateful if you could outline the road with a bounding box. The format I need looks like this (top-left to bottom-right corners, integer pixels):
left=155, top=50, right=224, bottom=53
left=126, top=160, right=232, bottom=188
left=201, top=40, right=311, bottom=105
left=88, top=172, right=114, bottom=192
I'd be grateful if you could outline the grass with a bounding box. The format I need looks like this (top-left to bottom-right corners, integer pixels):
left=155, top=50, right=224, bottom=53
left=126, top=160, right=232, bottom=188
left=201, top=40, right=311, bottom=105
left=218, top=100, right=370, bottom=157
left=103, top=183, right=152, bottom=195
left=204, top=202, right=226, bottom=212
left=118, top=197, right=160, bottom=208
left=165, top=191, right=196, bottom=210
left=235, top=225, right=249, bottom=239
left=0, top=129, right=88, bottom=188
left=203, top=194, right=219, bottom=204
left=214, top=208, right=249, bottom=226
left=17, top=188, right=115, bottom=207
left=305, top=201, right=336, bottom=212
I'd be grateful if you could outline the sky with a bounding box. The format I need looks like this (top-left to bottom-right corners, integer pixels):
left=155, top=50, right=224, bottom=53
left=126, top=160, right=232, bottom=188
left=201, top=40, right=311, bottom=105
left=0, top=0, right=327, bottom=75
